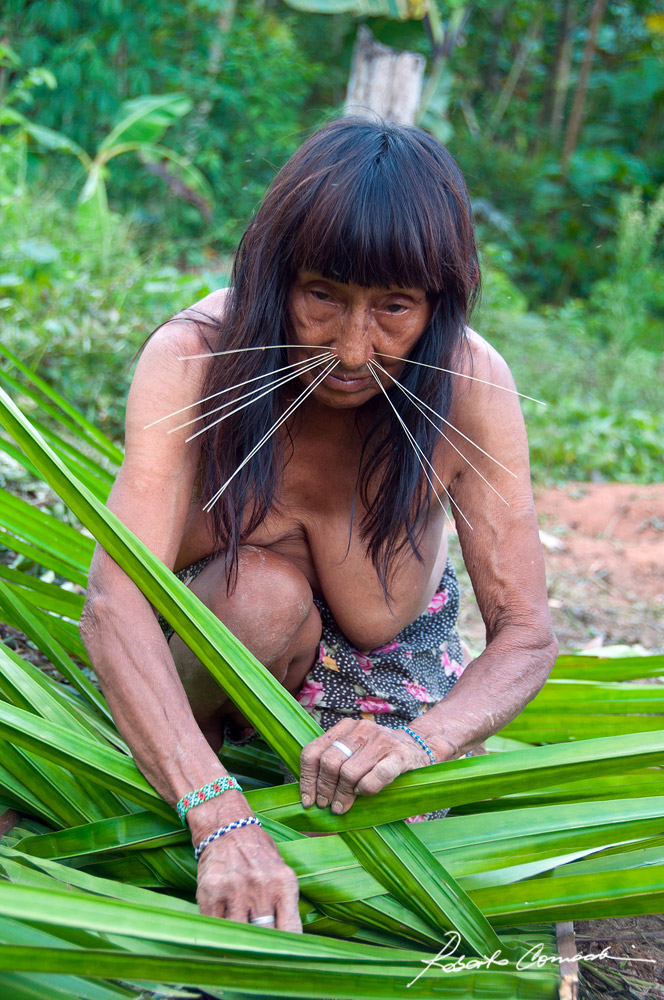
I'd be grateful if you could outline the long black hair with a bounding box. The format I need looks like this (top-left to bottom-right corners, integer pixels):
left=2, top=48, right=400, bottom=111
left=193, top=116, right=480, bottom=594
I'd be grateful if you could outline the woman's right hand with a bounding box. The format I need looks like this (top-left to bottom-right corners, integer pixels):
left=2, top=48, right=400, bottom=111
left=191, top=796, right=302, bottom=932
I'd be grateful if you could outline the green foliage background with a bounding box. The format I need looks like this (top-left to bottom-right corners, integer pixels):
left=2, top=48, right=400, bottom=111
left=0, top=0, right=663, bottom=483
left=0, top=7, right=663, bottom=995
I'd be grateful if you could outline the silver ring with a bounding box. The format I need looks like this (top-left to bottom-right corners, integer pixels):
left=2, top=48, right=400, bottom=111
left=250, top=914, right=276, bottom=926
left=332, top=740, right=354, bottom=758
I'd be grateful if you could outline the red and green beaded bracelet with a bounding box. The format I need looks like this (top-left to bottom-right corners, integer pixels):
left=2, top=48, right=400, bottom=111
left=176, top=777, right=242, bottom=825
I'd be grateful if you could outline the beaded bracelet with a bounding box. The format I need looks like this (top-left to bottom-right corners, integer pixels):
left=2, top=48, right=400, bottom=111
left=194, top=817, right=261, bottom=861
left=396, top=725, right=436, bottom=765
left=176, top=777, right=242, bottom=825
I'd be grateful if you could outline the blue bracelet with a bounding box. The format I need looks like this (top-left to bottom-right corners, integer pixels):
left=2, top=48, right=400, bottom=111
left=397, top=725, right=436, bottom=765
left=194, top=816, right=261, bottom=861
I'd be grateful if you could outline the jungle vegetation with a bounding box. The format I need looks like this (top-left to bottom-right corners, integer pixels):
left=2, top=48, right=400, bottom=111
left=0, top=3, right=663, bottom=998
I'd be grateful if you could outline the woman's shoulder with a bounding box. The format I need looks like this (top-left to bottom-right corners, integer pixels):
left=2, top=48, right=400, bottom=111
left=146, top=286, right=232, bottom=361
left=461, top=327, right=514, bottom=386
left=126, top=287, right=232, bottom=432
left=446, top=327, right=520, bottom=429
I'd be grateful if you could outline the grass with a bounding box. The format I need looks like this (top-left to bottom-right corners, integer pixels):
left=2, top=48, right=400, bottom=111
left=478, top=253, right=664, bottom=486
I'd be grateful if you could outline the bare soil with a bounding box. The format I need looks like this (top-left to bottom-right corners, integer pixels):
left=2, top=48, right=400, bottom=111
left=575, top=915, right=664, bottom=997
left=451, top=482, right=664, bottom=655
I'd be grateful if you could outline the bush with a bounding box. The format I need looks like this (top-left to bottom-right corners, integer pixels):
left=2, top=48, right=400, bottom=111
left=479, top=260, right=664, bottom=484
left=0, top=181, right=222, bottom=438
left=1, top=3, right=328, bottom=261
left=586, top=186, right=664, bottom=353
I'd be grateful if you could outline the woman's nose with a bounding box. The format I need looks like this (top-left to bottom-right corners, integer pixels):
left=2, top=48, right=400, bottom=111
left=334, top=307, right=374, bottom=370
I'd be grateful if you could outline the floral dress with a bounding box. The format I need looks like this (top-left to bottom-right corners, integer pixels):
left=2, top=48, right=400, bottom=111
left=292, top=556, right=466, bottom=822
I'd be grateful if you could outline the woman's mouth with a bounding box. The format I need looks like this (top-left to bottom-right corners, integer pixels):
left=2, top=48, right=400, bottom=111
left=324, top=370, right=373, bottom=391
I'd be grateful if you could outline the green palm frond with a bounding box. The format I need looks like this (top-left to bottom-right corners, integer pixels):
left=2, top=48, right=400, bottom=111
left=1, top=371, right=663, bottom=998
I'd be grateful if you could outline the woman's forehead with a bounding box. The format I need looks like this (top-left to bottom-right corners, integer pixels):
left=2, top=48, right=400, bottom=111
left=296, top=269, right=427, bottom=296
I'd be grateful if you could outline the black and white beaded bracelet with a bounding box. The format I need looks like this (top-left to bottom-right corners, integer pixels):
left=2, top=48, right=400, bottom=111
left=194, top=816, right=261, bottom=861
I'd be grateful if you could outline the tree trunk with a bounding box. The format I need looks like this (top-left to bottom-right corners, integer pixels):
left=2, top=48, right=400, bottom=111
left=486, top=4, right=511, bottom=94
left=418, top=4, right=470, bottom=122
left=488, top=10, right=543, bottom=132
left=345, top=25, right=425, bottom=126
left=561, top=0, right=607, bottom=173
left=549, top=0, right=576, bottom=142
left=185, top=0, right=237, bottom=156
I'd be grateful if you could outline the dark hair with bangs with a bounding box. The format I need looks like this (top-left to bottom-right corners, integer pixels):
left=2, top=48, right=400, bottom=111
left=193, top=116, right=480, bottom=595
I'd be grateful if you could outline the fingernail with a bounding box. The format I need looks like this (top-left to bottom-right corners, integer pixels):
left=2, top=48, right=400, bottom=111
left=331, top=801, right=344, bottom=814
left=301, top=793, right=312, bottom=808
left=317, top=796, right=329, bottom=808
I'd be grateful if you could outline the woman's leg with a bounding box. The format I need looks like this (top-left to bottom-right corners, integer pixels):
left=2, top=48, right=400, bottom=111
left=167, top=545, right=321, bottom=751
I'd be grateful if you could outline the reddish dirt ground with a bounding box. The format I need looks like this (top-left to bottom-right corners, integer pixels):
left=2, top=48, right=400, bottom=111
left=452, top=481, right=664, bottom=655
left=537, top=482, right=664, bottom=653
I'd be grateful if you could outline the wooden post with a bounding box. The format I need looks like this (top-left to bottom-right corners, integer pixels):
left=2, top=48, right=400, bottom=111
left=557, top=921, right=580, bottom=1000
left=345, top=25, right=425, bottom=126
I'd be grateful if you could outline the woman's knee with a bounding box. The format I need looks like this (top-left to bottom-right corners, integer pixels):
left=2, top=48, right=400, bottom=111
left=234, top=545, right=314, bottom=631
left=190, top=545, right=317, bottom=663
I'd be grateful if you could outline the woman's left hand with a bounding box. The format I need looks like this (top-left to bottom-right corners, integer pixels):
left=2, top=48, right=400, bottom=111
left=299, top=718, right=441, bottom=815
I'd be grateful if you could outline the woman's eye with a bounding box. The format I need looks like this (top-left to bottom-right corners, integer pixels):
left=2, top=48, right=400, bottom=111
left=311, top=289, right=331, bottom=301
left=385, top=303, right=407, bottom=314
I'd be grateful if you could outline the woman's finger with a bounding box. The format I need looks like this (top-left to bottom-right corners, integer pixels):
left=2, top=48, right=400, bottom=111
left=249, top=861, right=302, bottom=933
left=326, top=728, right=428, bottom=811
left=352, top=752, right=405, bottom=797
left=275, top=888, right=304, bottom=934
left=196, top=890, right=227, bottom=919
left=225, top=901, right=251, bottom=924
left=325, top=745, right=383, bottom=813
left=248, top=889, right=278, bottom=930
left=314, top=736, right=366, bottom=805
left=300, top=722, right=356, bottom=806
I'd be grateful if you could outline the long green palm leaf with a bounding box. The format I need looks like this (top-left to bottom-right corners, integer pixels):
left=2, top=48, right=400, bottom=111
left=0, top=883, right=561, bottom=999
left=0, top=344, right=123, bottom=465
left=0, top=583, right=109, bottom=718
left=0, top=563, right=85, bottom=618
left=3, top=691, right=663, bottom=833
left=0, top=386, right=506, bottom=954
left=551, top=653, right=664, bottom=681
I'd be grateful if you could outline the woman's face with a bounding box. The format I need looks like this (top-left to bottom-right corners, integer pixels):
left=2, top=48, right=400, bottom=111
left=288, top=270, right=432, bottom=409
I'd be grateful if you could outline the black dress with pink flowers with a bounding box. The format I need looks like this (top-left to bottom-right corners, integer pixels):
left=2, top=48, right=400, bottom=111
left=297, top=557, right=464, bottom=732
left=293, top=557, right=465, bottom=822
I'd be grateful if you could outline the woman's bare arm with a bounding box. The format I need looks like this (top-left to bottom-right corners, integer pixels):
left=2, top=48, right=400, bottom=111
left=80, top=315, right=301, bottom=930
left=298, top=333, right=557, bottom=815
left=414, top=334, right=558, bottom=760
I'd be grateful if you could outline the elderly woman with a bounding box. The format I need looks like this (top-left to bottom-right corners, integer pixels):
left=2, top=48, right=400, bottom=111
left=80, top=117, right=557, bottom=934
